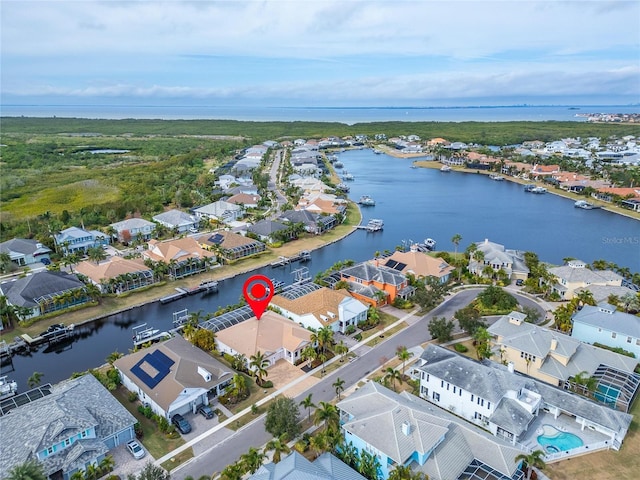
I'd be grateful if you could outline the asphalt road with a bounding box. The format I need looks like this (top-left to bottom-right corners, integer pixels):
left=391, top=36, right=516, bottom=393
left=172, top=288, right=544, bottom=478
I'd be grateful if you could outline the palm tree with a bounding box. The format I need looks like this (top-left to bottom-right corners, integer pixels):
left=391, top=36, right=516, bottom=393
left=219, top=463, right=244, bottom=480
left=6, top=460, right=47, bottom=480
left=333, top=377, right=345, bottom=400
left=309, top=430, right=329, bottom=459
left=264, top=434, right=291, bottom=464
left=389, top=465, right=429, bottom=480
left=300, top=393, right=316, bottom=421
left=515, top=450, right=546, bottom=480
left=396, top=346, right=414, bottom=380
left=451, top=233, right=462, bottom=278
left=335, top=340, right=348, bottom=362
left=28, top=371, right=44, bottom=388
left=98, top=455, right=114, bottom=476
left=383, top=367, right=402, bottom=392
left=86, top=246, right=106, bottom=265
left=240, top=446, right=266, bottom=474
left=0, top=252, right=12, bottom=274
left=250, top=351, right=270, bottom=386
left=313, top=401, right=339, bottom=432
left=105, top=351, right=123, bottom=365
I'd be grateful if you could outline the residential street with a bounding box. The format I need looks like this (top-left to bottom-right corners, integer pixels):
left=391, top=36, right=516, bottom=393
left=170, top=288, right=546, bottom=478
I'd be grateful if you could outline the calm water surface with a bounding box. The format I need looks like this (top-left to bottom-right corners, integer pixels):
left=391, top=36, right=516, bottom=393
left=3, top=149, right=639, bottom=388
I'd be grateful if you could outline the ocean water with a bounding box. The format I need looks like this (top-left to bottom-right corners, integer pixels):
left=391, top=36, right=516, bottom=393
left=1, top=104, right=639, bottom=124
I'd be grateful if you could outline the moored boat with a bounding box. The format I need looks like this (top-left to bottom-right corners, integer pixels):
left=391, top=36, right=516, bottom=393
left=0, top=376, right=18, bottom=400
left=574, top=200, right=599, bottom=210
left=358, top=195, right=376, bottom=206
left=531, top=186, right=547, bottom=194
left=524, top=184, right=536, bottom=192
left=440, top=165, right=452, bottom=172
left=336, top=183, right=350, bottom=193
left=489, top=174, right=504, bottom=181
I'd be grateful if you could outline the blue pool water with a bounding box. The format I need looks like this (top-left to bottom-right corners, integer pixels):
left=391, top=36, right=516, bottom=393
left=594, top=384, right=620, bottom=406
left=537, top=425, right=584, bottom=452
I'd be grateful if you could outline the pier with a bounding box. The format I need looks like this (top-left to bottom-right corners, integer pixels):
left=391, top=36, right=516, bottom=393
left=132, top=324, right=171, bottom=347
left=270, top=250, right=311, bottom=267
left=159, top=288, right=188, bottom=304
left=356, top=219, right=384, bottom=232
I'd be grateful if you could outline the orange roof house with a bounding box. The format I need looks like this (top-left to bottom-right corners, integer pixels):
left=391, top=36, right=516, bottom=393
left=382, top=249, right=455, bottom=284
left=339, top=262, right=414, bottom=307
left=143, top=237, right=216, bottom=279
left=427, top=138, right=450, bottom=146
left=214, top=310, right=313, bottom=369
left=531, top=164, right=561, bottom=176
left=75, top=256, right=155, bottom=293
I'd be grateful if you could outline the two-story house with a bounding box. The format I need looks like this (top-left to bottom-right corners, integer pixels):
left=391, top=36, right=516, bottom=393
left=110, top=218, right=156, bottom=244
left=271, top=283, right=368, bottom=334
left=193, top=200, right=243, bottom=224
left=571, top=302, right=640, bottom=359
left=468, top=239, right=529, bottom=281
left=152, top=209, right=199, bottom=234
left=548, top=260, right=623, bottom=300
left=55, top=227, right=109, bottom=254
left=413, top=345, right=633, bottom=451
left=0, top=374, right=137, bottom=480
left=337, top=381, right=525, bottom=480
left=0, top=238, right=52, bottom=267
left=382, top=247, right=455, bottom=284
left=339, top=262, right=414, bottom=306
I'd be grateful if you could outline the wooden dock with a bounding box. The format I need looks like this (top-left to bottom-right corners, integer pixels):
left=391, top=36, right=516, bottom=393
left=356, top=219, right=384, bottom=232
left=132, top=324, right=171, bottom=347
left=270, top=250, right=311, bottom=267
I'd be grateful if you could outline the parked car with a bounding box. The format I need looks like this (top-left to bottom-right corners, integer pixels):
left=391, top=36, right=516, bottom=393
left=126, top=440, right=146, bottom=460
left=197, top=404, right=214, bottom=419
left=40, top=258, right=51, bottom=265
left=515, top=279, right=524, bottom=286
left=171, top=413, right=192, bottom=434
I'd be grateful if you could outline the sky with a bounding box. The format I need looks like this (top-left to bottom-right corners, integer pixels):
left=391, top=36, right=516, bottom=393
left=1, top=0, right=639, bottom=107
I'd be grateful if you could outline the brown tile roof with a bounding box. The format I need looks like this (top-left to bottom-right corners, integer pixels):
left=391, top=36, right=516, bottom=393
left=198, top=231, right=264, bottom=249
left=272, top=287, right=351, bottom=326
left=384, top=250, right=455, bottom=279
left=226, top=193, right=261, bottom=205
left=144, top=237, right=215, bottom=263
left=215, top=311, right=312, bottom=358
left=113, top=336, right=233, bottom=411
left=75, top=256, right=151, bottom=282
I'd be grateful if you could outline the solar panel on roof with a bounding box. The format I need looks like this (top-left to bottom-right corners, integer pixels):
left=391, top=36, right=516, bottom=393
left=208, top=233, right=225, bottom=245
left=131, top=350, right=175, bottom=390
left=384, top=259, right=397, bottom=268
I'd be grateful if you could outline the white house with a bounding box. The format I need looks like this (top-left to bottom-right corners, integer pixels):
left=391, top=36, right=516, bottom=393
left=152, top=209, right=199, bottom=234
left=271, top=283, right=368, bottom=334
left=193, top=200, right=243, bottom=223
left=468, top=239, right=529, bottom=280
left=110, top=218, right=156, bottom=243
left=412, top=345, right=634, bottom=453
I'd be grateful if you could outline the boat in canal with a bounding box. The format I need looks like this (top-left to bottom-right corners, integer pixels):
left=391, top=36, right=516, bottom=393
left=440, top=165, right=452, bottom=172
left=489, top=174, right=504, bottom=181
left=531, top=186, right=548, bottom=194
left=524, top=184, right=536, bottom=192
left=574, top=200, right=599, bottom=210
left=0, top=376, right=18, bottom=400
left=358, top=195, right=376, bottom=206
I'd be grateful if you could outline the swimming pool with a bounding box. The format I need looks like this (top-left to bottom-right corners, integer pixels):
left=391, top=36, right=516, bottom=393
left=594, top=384, right=620, bottom=406
left=537, top=424, right=583, bottom=453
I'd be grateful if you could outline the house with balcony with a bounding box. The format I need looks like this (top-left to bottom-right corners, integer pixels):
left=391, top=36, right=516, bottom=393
left=271, top=282, right=368, bottom=334
left=337, top=381, right=525, bottom=480
left=214, top=310, right=313, bottom=370
left=114, top=336, right=233, bottom=420
left=0, top=374, right=137, bottom=480
left=109, top=218, right=156, bottom=244
left=339, top=262, right=414, bottom=306
left=571, top=302, right=640, bottom=360
left=412, top=345, right=633, bottom=452
left=0, top=238, right=52, bottom=267
left=487, top=311, right=639, bottom=412
left=468, top=239, right=529, bottom=281
left=548, top=260, right=623, bottom=300
left=55, top=227, right=109, bottom=254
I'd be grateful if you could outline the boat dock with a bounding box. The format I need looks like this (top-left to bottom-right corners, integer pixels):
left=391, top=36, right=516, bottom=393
left=133, top=323, right=171, bottom=347
left=159, top=288, right=188, bottom=304
left=270, top=250, right=311, bottom=267
left=356, top=219, right=384, bottom=232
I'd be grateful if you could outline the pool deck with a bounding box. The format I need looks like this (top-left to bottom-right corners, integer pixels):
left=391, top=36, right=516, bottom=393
left=519, top=410, right=611, bottom=455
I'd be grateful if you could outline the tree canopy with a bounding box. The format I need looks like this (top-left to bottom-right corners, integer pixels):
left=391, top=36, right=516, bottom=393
left=264, top=396, right=301, bottom=439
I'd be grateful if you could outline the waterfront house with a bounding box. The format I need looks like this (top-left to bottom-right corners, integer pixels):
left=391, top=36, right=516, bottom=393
left=152, top=209, right=199, bottom=234
left=0, top=374, right=137, bottom=480
left=279, top=210, right=337, bottom=235
left=143, top=237, right=216, bottom=279
left=245, top=219, right=289, bottom=243
left=214, top=310, right=313, bottom=370
left=467, top=239, right=529, bottom=281
left=0, top=271, right=88, bottom=319
left=383, top=248, right=454, bottom=284
left=271, top=282, right=368, bottom=334
left=530, top=164, right=560, bottom=176
left=114, top=336, right=233, bottom=419
left=339, top=262, right=413, bottom=306
left=197, top=230, right=266, bottom=262
left=75, top=256, right=156, bottom=294
left=193, top=200, right=243, bottom=224
left=249, top=451, right=366, bottom=480
left=337, top=381, right=525, bottom=480
left=55, top=227, right=109, bottom=255
left=412, top=345, right=633, bottom=452
left=109, top=218, right=156, bottom=244
left=0, top=238, right=52, bottom=267
left=571, top=302, right=640, bottom=360
left=487, top=311, right=639, bottom=411
left=548, top=260, right=623, bottom=300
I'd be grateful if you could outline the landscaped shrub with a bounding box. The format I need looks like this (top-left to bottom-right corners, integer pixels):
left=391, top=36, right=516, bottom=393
left=128, top=391, right=138, bottom=402
left=261, top=380, right=274, bottom=388
left=137, top=405, right=153, bottom=418
left=345, top=324, right=356, bottom=335
left=454, top=343, right=468, bottom=353
left=354, top=333, right=362, bottom=341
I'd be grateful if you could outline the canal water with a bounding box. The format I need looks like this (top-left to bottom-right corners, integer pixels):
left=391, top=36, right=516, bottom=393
left=3, top=149, right=639, bottom=388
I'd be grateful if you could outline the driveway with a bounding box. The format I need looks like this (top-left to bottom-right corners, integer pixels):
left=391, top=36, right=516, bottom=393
left=110, top=442, right=151, bottom=479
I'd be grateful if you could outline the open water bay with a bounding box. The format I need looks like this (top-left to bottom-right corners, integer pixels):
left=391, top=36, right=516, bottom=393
left=3, top=149, right=639, bottom=389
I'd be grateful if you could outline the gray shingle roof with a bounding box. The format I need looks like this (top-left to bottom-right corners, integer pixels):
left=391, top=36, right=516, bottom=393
left=247, top=220, right=288, bottom=237
left=0, top=271, right=85, bottom=308
left=249, top=452, right=365, bottom=480
left=152, top=209, right=197, bottom=228
left=572, top=304, right=640, bottom=338
left=0, top=238, right=51, bottom=257
left=0, top=374, right=136, bottom=478
left=341, top=262, right=406, bottom=286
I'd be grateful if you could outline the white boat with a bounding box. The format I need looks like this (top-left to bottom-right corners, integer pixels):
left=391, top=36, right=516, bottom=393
left=336, top=183, right=350, bottom=193
left=342, top=172, right=355, bottom=181
left=574, top=200, right=599, bottom=210
left=440, top=165, right=452, bottom=172
left=424, top=238, right=437, bottom=250
left=489, top=174, right=504, bottom=181
left=358, top=195, right=376, bottom=206
left=373, top=149, right=383, bottom=154
left=0, top=376, right=18, bottom=400
left=334, top=161, right=344, bottom=169
left=531, top=187, right=547, bottom=194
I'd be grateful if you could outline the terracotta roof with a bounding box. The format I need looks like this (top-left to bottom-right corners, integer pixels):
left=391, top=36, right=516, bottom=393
left=75, top=256, right=151, bottom=282
left=144, top=237, right=215, bottom=263
left=272, top=287, right=351, bottom=326
left=227, top=193, right=261, bottom=205
left=215, top=310, right=312, bottom=358
left=199, top=230, right=265, bottom=249
left=384, top=250, right=454, bottom=279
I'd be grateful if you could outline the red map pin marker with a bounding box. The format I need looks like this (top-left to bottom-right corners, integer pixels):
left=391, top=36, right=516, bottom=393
left=243, top=275, right=274, bottom=320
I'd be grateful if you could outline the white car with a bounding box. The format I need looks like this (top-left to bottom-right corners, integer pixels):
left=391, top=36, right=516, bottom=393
left=126, top=440, right=146, bottom=460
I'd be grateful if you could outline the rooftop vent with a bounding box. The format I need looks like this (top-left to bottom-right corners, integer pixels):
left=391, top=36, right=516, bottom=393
left=197, top=366, right=212, bottom=382
left=401, top=421, right=411, bottom=436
